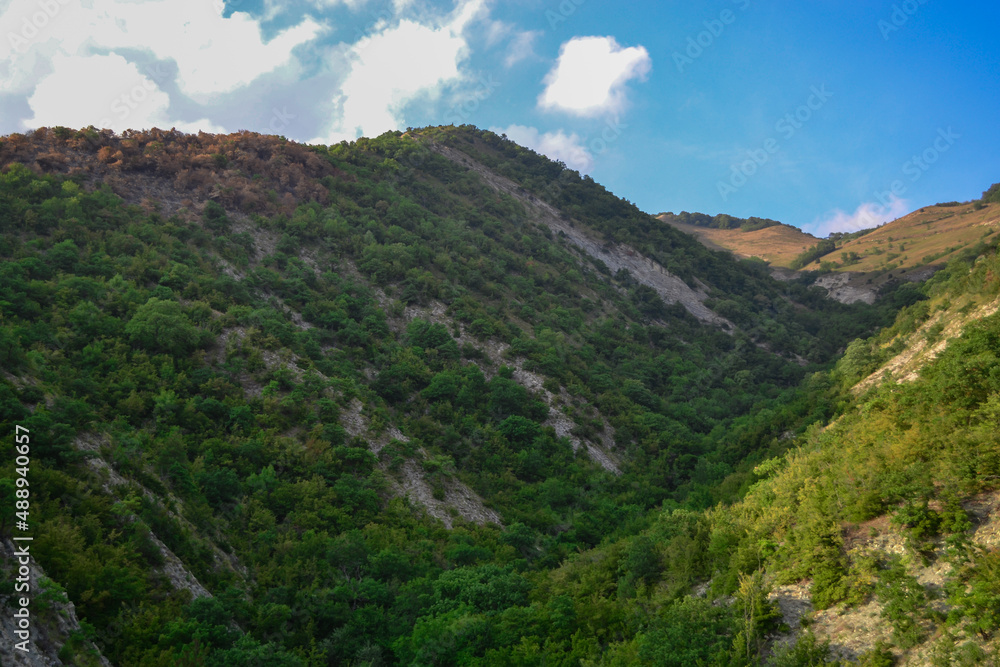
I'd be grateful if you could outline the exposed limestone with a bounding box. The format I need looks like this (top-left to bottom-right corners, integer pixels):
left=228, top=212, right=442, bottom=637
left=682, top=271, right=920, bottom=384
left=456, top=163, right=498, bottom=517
left=148, top=533, right=212, bottom=600
left=766, top=491, right=1000, bottom=665
left=813, top=272, right=878, bottom=305
left=72, top=433, right=247, bottom=584
left=964, top=488, right=1000, bottom=550
left=544, top=406, right=620, bottom=474
left=339, top=398, right=369, bottom=440
left=769, top=267, right=799, bottom=282
left=383, top=296, right=623, bottom=473
left=388, top=460, right=503, bottom=529
left=341, top=398, right=503, bottom=525
left=854, top=296, right=1000, bottom=394
left=767, top=584, right=814, bottom=654
left=431, top=144, right=734, bottom=330
left=0, top=539, right=113, bottom=667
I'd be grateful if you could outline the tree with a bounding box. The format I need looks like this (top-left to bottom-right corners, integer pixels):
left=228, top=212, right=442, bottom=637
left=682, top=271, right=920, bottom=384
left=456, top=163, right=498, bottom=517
left=732, top=570, right=780, bottom=661
left=982, top=182, right=1000, bottom=204
left=0, top=478, right=14, bottom=536
left=125, top=297, right=200, bottom=356
left=636, top=596, right=735, bottom=666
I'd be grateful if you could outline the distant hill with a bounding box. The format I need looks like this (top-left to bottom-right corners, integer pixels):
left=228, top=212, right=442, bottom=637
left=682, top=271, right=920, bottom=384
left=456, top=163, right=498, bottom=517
left=657, top=211, right=783, bottom=232
left=662, top=194, right=999, bottom=275
left=659, top=214, right=820, bottom=268
left=799, top=199, right=1000, bottom=273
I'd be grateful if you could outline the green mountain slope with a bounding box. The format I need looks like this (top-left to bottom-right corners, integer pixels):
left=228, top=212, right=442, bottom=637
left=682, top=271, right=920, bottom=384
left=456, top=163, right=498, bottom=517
left=0, top=125, right=954, bottom=665
left=524, top=240, right=1000, bottom=666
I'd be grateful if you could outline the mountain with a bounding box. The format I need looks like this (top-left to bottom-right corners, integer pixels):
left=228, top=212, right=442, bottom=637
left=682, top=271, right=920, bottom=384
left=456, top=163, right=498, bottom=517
left=799, top=200, right=1000, bottom=272
left=664, top=195, right=1000, bottom=308
left=0, top=124, right=996, bottom=666
left=659, top=213, right=820, bottom=269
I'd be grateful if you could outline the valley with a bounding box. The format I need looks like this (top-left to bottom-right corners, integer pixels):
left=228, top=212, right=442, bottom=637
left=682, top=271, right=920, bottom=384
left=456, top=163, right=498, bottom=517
left=0, top=125, right=998, bottom=666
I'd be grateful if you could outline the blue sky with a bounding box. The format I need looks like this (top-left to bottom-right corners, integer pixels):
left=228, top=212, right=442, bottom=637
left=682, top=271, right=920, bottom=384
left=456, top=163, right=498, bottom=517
left=1, top=0, right=997, bottom=236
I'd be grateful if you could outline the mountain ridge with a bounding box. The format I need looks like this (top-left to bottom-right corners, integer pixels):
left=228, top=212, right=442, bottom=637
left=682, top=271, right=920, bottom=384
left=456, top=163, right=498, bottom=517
left=1, top=124, right=995, bottom=666
left=659, top=195, right=999, bottom=275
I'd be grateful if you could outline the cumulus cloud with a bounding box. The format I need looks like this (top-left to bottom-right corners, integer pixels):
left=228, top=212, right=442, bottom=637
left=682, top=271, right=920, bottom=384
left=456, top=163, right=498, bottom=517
left=811, top=194, right=911, bottom=237
left=313, top=0, right=486, bottom=142
left=2, top=0, right=320, bottom=99
left=538, top=36, right=651, bottom=117
left=25, top=53, right=224, bottom=134
left=0, top=0, right=495, bottom=140
left=494, top=124, right=593, bottom=173
left=0, top=0, right=319, bottom=132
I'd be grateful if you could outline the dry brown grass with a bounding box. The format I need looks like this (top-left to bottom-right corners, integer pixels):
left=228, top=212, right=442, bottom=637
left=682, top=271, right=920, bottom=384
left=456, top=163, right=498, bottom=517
left=660, top=202, right=1000, bottom=272
left=800, top=202, right=1000, bottom=272
left=659, top=216, right=820, bottom=268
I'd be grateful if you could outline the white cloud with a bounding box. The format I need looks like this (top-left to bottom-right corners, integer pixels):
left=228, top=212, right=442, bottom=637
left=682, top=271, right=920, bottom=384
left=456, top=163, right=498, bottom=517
left=505, top=30, right=540, bottom=68
left=1, top=0, right=499, bottom=140
left=24, top=53, right=224, bottom=134
left=309, top=0, right=371, bottom=8
left=313, top=0, right=486, bottom=142
left=811, top=195, right=911, bottom=237
left=494, top=124, right=592, bottom=173
left=538, top=36, right=651, bottom=117
left=483, top=19, right=512, bottom=46
left=0, top=0, right=320, bottom=131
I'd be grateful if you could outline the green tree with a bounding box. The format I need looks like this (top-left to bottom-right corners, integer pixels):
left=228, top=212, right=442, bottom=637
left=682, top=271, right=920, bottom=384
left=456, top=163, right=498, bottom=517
left=636, top=596, right=735, bottom=666
left=125, top=297, right=201, bottom=356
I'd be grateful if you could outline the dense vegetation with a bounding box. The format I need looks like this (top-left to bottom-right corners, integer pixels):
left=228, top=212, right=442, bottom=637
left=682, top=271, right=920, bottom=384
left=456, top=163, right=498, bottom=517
left=0, top=125, right=991, bottom=665
left=788, top=229, right=875, bottom=271
left=659, top=210, right=783, bottom=232
left=982, top=182, right=1000, bottom=205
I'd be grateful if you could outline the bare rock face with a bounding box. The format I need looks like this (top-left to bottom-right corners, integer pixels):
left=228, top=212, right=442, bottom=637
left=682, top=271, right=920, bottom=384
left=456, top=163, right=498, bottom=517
left=73, top=433, right=223, bottom=596
left=0, top=539, right=112, bottom=667
left=432, top=144, right=735, bottom=331
left=854, top=296, right=1000, bottom=394
left=388, top=460, right=504, bottom=529
left=812, top=272, right=878, bottom=305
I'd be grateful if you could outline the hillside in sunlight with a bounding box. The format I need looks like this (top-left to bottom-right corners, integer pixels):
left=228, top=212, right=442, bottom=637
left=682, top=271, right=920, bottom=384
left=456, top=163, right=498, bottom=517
left=799, top=198, right=1000, bottom=273
left=658, top=213, right=821, bottom=269
left=662, top=191, right=1000, bottom=310
left=0, top=124, right=990, bottom=666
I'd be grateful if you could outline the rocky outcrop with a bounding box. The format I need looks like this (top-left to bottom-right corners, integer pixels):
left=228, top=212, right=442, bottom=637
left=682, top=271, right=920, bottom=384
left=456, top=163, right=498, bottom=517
left=73, top=433, right=242, bottom=589
left=431, top=145, right=734, bottom=331
left=387, top=460, right=504, bottom=529
left=340, top=396, right=504, bottom=526
left=854, top=296, right=1000, bottom=394
left=812, top=272, right=878, bottom=305
left=0, top=539, right=112, bottom=667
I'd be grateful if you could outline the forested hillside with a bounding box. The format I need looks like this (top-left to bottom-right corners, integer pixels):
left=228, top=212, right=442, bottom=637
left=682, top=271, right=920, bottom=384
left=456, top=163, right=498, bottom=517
left=0, top=125, right=984, bottom=665
left=658, top=211, right=784, bottom=233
